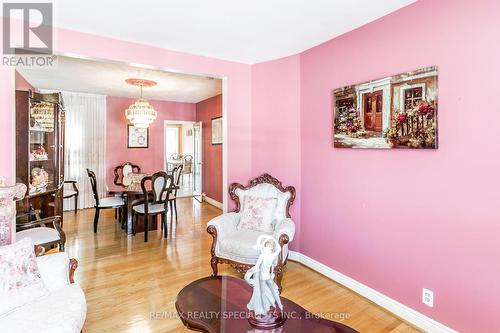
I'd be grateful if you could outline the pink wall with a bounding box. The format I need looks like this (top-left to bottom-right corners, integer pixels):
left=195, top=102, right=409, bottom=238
left=196, top=95, right=223, bottom=202
left=0, top=21, right=253, bottom=200
left=251, top=55, right=301, bottom=247
left=106, top=96, right=195, bottom=182
left=15, top=71, right=36, bottom=91
left=298, top=0, right=500, bottom=332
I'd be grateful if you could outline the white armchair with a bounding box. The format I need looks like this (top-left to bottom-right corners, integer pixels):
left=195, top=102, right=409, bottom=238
left=207, top=174, right=296, bottom=292
left=0, top=249, right=87, bottom=333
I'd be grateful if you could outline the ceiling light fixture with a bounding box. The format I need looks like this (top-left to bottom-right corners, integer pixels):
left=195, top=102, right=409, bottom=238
left=124, top=78, right=157, bottom=129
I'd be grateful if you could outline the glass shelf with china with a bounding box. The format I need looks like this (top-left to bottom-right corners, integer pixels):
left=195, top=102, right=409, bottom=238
left=16, top=90, right=65, bottom=224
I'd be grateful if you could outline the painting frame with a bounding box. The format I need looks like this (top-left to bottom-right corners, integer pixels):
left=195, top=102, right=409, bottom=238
left=333, top=66, right=438, bottom=150
left=127, top=125, right=149, bottom=148
left=211, top=116, right=222, bottom=145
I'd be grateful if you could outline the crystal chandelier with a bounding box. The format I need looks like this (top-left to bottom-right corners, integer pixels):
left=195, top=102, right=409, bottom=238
left=124, top=79, right=157, bottom=129
left=31, top=101, right=54, bottom=132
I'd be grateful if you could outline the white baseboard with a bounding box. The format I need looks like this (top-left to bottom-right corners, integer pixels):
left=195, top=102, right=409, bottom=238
left=288, top=251, right=458, bottom=333
left=204, top=196, right=223, bottom=209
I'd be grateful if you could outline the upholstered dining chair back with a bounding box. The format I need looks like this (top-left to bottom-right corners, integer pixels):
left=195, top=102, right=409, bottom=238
left=113, top=162, right=141, bottom=186
left=183, top=155, right=193, bottom=174
left=140, top=171, right=173, bottom=205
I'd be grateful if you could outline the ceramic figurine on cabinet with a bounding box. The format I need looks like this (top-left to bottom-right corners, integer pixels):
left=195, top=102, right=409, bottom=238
left=31, top=144, right=48, bottom=161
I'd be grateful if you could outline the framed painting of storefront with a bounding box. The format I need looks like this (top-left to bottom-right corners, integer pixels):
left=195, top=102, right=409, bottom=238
left=333, top=66, right=438, bottom=149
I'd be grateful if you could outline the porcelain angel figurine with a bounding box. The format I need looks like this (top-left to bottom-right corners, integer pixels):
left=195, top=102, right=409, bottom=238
left=244, top=235, right=286, bottom=328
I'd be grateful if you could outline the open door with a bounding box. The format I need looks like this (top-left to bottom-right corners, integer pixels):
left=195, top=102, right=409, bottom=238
left=193, top=122, right=203, bottom=202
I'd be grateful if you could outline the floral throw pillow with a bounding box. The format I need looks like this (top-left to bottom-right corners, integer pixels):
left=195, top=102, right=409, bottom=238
left=238, top=195, right=277, bottom=233
left=0, top=238, right=48, bottom=315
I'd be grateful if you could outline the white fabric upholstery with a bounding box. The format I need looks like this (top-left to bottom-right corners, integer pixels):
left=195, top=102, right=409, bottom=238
left=0, top=251, right=86, bottom=333
left=235, top=183, right=291, bottom=223
left=208, top=212, right=239, bottom=237
left=16, top=227, right=60, bottom=245
left=98, top=196, right=125, bottom=208
left=36, top=253, right=70, bottom=292
left=133, top=203, right=166, bottom=214
left=153, top=177, right=166, bottom=201
left=0, top=239, right=48, bottom=315
left=122, top=164, right=133, bottom=176
left=274, top=218, right=295, bottom=243
left=208, top=211, right=295, bottom=265
left=0, top=284, right=87, bottom=333
left=217, top=229, right=268, bottom=264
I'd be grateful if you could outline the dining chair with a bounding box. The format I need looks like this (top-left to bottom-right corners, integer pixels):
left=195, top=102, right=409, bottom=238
left=16, top=215, right=66, bottom=251
left=169, top=164, right=184, bottom=222
left=132, top=171, right=174, bottom=242
left=87, top=169, right=126, bottom=233
left=167, top=153, right=179, bottom=172
left=182, top=155, right=193, bottom=185
left=113, top=162, right=141, bottom=186
left=63, top=180, right=79, bottom=214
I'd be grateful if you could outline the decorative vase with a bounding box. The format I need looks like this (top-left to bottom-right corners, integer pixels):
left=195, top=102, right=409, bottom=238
left=0, top=177, right=27, bottom=246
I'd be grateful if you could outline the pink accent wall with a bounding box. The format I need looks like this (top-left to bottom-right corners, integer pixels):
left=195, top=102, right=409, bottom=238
left=196, top=94, right=222, bottom=202
left=298, top=1, right=500, bottom=332
left=251, top=55, right=301, bottom=247
left=0, top=20, right=253, bottom=198
left=106, top=96, right=195, bottom=182
left=15, top=71, right=36, bottom=91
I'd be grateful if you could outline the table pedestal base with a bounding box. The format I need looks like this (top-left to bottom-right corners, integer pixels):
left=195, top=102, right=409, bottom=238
left=248, top=309, right=286, bottom=329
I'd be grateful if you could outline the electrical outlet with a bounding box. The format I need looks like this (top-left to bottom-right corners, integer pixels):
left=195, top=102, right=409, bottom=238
left=422, top=288, right=434, bottom=307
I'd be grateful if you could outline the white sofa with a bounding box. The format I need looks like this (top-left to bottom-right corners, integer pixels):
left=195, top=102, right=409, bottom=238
left=0, top=251, right=87, bottom=333
left=207, top=173, right=296, bottom=292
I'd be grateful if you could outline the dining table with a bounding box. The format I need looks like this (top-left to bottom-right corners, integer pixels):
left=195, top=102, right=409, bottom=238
left=107, top=176, right=179, bottom=235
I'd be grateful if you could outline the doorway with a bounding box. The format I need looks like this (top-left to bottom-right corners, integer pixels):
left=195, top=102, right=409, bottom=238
left=363, top=90, right=383, bottom=132
left=164, top=120, right=199, bottom=199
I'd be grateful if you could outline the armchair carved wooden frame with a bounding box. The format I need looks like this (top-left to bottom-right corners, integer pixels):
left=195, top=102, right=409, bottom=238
left=207, top=173, right=296, bottom=292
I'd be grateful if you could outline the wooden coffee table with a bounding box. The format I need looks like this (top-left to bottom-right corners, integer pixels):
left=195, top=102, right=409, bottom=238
left=175, top=276, right=359, bottom=333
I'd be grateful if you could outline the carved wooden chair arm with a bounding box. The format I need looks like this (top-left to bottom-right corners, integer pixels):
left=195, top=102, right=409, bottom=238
left=69, top=258, right=78, bottom=283
left=34, top=245, right=46, bottom=257
left=17, top=215, right=61, bottom=229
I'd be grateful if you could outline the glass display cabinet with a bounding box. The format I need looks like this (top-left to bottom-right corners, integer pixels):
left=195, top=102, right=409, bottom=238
left=15, top=90, right=65, bottom=226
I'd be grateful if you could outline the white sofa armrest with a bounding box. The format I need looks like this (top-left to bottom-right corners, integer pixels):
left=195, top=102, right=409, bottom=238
left=36, top=252, right=71, bottom=292
left=274, top=218, right=295, bottom=243
left=207, top=212, right=240, bottom=237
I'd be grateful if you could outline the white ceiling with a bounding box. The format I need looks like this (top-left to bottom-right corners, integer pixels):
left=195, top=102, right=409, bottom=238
left=46, top=0, right=416, bottom=64
left=18, top=56, right=222, bottom=103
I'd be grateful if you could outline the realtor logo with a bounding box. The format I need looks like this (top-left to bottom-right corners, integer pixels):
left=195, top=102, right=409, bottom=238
left=2, top=2, right=56, bottom=68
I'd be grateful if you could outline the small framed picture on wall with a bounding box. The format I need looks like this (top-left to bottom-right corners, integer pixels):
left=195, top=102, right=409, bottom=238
left=211, top=116, right=222, bottom=145
left=127, top=125, right=149, bottom=148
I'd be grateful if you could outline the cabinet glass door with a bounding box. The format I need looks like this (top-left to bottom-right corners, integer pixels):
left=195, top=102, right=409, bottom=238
left=28, top=100, right=57, bottom=196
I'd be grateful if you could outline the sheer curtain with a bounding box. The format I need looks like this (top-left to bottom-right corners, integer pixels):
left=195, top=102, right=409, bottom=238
left=60, top=91, right=107, bottom=210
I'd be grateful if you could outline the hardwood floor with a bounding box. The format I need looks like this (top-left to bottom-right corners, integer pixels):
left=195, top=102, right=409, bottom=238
left=62, top=198, right=420, bottom=333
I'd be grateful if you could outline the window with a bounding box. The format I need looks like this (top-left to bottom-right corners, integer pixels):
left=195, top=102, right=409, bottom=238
left=404, top=87, right=423, bottom=111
